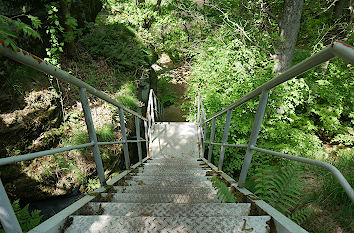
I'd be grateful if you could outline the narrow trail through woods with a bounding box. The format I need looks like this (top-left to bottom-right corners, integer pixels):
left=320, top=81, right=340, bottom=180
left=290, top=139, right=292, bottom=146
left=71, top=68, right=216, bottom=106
left=153, top=54, right=191, bottom=122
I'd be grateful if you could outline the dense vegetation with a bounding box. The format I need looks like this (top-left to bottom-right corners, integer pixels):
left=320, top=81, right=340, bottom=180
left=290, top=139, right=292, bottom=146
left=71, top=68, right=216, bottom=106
left=0, top=0, right=353, bottom=232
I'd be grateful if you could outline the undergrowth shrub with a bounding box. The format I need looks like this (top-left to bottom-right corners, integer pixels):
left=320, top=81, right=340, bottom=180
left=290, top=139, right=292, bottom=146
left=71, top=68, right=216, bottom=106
left=249, top=164, right=313, bottom=225
left=81, top=23, right=154, bottom=72
left=157, top=76, right=178, bottom=106
left=0, top=200, right=42, bottom=233
left=211, top=176, right=235, bottom=203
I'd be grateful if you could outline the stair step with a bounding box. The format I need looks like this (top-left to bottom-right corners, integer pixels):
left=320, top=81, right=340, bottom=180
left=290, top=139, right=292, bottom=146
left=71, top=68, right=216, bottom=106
left=112, top=185, right=217, bottom=194
left=94, top=193, right=220, bottom=203
left=126, top=179, right=212, bottom=186
left=137, top=167, right=210, bottom=174
left=143, top=163, right=207, bottom=168
left=145, top=160, right=203, bottom=165
left=65, top=216, right=271, bottom=233
left=132, top=171, right=209, bottom=176
left=131, top=175, right=209, bottom=182
left=76, top=203, right=251, bottom=217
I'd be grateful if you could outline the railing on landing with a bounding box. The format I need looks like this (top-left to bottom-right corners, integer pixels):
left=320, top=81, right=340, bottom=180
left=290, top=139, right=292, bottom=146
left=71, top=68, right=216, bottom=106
left=193, top=41, right=354, bottom=203
left=0, top=41, right=163, bottom=233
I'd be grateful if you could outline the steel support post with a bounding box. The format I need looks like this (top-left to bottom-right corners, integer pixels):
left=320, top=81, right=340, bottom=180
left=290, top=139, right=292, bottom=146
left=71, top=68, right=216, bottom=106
left=203, top=120, right=208, bottom=158
left=135, top=116, right=142, bottom=162
left=79, top=88, right=105, bottom=185
left=238, top=90, right=269, bottom=187
left=153, top=96, right=158, bottom=121
left=0, top=179, right=22, bottom=233
left=207, top=118, right=216, bottom=163
left=218, top=110, right=232, bottom=170
left=197, top=94, right=200, bottom=123
left=118, top=108, right=130, bottom=169
left=144, top=120, right=149, bottom=157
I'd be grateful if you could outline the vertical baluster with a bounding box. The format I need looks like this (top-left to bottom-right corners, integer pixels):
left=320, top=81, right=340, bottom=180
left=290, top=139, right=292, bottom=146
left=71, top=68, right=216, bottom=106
left=208, top=118, right=216, bottom=163
left=218, top=110, right=232, bottom=171
left=197, top=94, right=200, bottom=123
left=0, top=178, right=22, bottom=233
left=150, top=93, right=155, bottom=124
left=118, top=108, right=130, bottom=169
left=135, top=116, right=142, bottom=162
left=79, top=88, right=105, bottom=185
left=203, top=120, right=208, bottom=158
left=144, top=120, right=149, bottom=157
left=238, top=91, right=269, bottom=187
left=153, top=95, right=158, bottom=121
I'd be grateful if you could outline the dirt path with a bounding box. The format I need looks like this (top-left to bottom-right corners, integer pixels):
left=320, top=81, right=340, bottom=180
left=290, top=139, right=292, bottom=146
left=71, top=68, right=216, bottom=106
left=152, top=54, right=190, bottom=122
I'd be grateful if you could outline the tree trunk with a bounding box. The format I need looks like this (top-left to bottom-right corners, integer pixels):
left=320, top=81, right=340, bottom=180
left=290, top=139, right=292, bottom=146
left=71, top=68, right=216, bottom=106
left=333, top=0, right=348, bottom=19
left=273, top=0, right=304, bottom=73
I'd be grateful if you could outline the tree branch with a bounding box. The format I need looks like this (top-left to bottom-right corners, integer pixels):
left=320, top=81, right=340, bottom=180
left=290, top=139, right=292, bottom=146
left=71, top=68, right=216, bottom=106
left=205, top=3, right=273, bottom=56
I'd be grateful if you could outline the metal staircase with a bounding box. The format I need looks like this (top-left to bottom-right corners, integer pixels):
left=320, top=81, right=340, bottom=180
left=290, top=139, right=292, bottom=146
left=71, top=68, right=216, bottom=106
left=0, top=40, right=353, bottom=233
left=63, top=122, right=271, bottom=233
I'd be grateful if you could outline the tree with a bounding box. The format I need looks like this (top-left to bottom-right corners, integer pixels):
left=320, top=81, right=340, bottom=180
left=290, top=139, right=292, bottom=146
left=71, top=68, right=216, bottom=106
left=273, top=0, right=304, bottom=73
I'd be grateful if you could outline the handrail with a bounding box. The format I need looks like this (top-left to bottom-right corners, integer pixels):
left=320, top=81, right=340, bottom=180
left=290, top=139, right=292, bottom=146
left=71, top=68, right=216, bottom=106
left=206, top=41, right=354, bottom=122
left=195, top=41, right=354, bottom=203
left=0, top=41, right=163, bottom=233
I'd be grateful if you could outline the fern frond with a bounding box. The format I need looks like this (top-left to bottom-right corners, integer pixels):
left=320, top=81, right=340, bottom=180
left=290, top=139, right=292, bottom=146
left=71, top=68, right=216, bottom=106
left=290, top=207, right=314, bottom=225
left=211, top=177, right=236, bottom=203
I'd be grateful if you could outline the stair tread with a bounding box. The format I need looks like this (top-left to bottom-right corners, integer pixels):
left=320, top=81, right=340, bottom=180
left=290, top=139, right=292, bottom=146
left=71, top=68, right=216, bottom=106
left=95, top=193, right=220, bottom=203
left=65, top=216, right=271, bottom=233
left=76, top=203, right=251, bottom=217
left=112, top=185, right=217, bottom=194
left=126, top=179, right=213, bottom=186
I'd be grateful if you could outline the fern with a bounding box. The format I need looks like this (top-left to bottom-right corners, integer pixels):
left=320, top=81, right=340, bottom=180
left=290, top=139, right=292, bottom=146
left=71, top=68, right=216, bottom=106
left=211, top=177, right=236, bottom=203
left=0, top=199, right=42, bottom=233
left=253, top=165, right=313, bottom=224
left=289, top=207, right=314, bottom=225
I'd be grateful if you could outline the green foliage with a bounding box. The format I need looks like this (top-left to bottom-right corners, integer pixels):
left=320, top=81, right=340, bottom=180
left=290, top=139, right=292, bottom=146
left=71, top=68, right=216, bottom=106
left=45, top=3, right=64, bottom=65
left=115, top=82, right=140, bottom=110
left=211, top=176, right=236, bottom=203
left=252, top=165, right=302, bottom=215
left=0, top=200, right=42, bottom=233
left=87, top=178, right=100, bottom=192
left=157, top=76, right=178, bottom=106
left=81, top=23, right=154, bottom=72
left=321, top=148, right=354, bottom=204
left=97, top=123, right=115, bottom=142
left=0, top=13, right=41, bottom=50
left=250, top=164, right=313, bottom=224
left=289, top=208, right=314, bottom=226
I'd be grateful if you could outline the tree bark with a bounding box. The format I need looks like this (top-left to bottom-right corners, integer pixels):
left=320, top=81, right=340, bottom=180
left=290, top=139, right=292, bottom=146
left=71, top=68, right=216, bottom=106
left=333, top=0, right=348, bottom=18
left=273, top=0, right=304, bottom=73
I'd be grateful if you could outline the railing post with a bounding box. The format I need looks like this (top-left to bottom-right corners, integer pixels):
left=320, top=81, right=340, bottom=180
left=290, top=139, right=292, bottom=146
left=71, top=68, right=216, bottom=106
left=144, top=120, right=149, bottom=157
left=153, top=94, right=158, bottom=119
left=79, top=88, right=105, bottom=185
left=238, top=90, right=269, bottom=187
left=0, top=178, right=22, bottom=233
left=135, top=116, right=142, bottom=162
left=202, top=120, right=208, bottom=158
left=218, top=110, right=232, bottom=170
left=197, top=94, right=200, bottom=123
left=118, top=108, right=130, bottom=169
left=208, top=118, right=216, bottom=163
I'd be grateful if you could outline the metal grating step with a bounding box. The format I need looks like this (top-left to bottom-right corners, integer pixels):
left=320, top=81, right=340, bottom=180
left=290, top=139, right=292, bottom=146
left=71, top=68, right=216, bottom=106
left=126, top=179, right=213, bottom=186
left=94, top=193, right=220, bottom=203
left=112, top=185, right=217, bottom=195
left=65, top=216, right=271, bottom=233
left=76, top=203, right=251, bottom=217
left=131, top=175, right=209, bottom=182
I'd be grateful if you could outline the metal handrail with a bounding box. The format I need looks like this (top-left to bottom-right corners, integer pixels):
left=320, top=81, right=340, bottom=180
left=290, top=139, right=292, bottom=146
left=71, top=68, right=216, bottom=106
left=0, top=41, right=163, bottom=233
left=195, top=41, right=354, bottom=203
